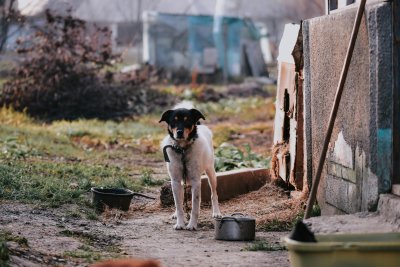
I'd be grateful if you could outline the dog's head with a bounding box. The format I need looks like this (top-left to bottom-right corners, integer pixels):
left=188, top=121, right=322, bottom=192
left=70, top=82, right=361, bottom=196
left=159, top=108, right=205, bottom=140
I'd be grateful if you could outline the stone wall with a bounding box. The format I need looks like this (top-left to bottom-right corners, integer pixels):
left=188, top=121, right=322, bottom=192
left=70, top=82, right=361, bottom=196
left=302, top=0, right=392, bottom=215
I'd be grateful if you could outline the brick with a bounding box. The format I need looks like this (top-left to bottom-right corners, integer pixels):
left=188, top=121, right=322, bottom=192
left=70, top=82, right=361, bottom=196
left=327, top=162, right=342, bottom=177
left=341, top=167, right=357, bottom=183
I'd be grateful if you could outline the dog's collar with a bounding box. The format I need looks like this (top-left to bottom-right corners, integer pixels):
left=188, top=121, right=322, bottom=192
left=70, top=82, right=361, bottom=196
left=163, top=141, right=193, bottom=162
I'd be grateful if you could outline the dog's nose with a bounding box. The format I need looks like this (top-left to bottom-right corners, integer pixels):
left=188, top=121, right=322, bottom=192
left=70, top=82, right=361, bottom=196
left=176, top=129, right=184, bottom=138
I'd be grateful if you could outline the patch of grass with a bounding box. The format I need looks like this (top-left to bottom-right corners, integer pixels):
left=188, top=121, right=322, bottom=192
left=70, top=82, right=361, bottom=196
left=86, top=210, right=98, bottom=220
left=0, top=107, right=32, bottom=125
left=0, top=230, right=28, bottom=247
left=0, top=135, right=39, bottom=160
left=51, top=118, right=163, bottom=142
left=60, top=230, right=121, bottom=256
left=258, top=218, right=293, bottom=232
left=0, top=241, right=9, bottom=267
left=244, top=240, right=285, bottom=251
left=0, top=108, right=163, bottom=161
left=0, top=122, right=83, bottom=160
left=196, top=96, right=275, bottom=122
left=64, top=250, right=102, bottom=262
left=214, top=143, right=271, bottom=172
left=65, top=209, right=83, bottom=219
left=140, top=168, right=165, bottom=186
left=0, top=230, right=10, bottom=267
left=0, top=160, right=142, bottom=207
left=258, top=204, right=321, bottom=232
left=212, top=122, right=273, bottom=148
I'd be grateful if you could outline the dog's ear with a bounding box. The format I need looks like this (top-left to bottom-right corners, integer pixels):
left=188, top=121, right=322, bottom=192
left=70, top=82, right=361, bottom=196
left=159, top=110, right=173, bottom=123
left=190, top=109, right=205, bottom=122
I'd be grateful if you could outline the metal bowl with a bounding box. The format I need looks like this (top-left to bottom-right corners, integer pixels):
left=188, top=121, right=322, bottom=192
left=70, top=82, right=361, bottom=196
left=215, top=213, right=256, bottom=241
left=91, top=187, right=134, bottom=212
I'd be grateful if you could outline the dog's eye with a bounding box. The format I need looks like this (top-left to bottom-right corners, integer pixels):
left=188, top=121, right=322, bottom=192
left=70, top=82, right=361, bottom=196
left=184, top=117, right=187, bottom=121
left=174, top=116, right=178, bottom=121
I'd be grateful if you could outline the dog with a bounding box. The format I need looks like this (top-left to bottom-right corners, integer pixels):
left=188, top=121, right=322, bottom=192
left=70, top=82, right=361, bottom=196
left=159, top=102, right=222, bottom=230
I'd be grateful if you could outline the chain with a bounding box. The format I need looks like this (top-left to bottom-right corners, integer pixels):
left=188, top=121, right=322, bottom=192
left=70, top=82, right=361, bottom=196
left=181, top=151, right=190, bottom=220
left=163, top=144, right=191, bottom=220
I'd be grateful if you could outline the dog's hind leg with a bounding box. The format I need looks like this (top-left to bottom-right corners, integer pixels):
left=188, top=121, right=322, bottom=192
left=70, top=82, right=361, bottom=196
left=171, top=179, right=185, bottom=230
left=205, top=168, right=222, bottom=218
left=186, top=180, right=201, bottom=230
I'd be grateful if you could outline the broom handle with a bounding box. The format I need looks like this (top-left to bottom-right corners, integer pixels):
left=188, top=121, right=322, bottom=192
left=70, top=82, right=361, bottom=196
left=304, top=0, right=367, bottom=219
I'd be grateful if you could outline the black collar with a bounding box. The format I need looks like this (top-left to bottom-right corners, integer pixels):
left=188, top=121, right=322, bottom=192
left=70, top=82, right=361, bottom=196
left=163, top=143, right=189, bottom=162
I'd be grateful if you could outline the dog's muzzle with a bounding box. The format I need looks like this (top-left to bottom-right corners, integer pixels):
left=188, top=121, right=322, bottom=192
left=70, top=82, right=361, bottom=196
left=176, top=129, right=184, bottom=139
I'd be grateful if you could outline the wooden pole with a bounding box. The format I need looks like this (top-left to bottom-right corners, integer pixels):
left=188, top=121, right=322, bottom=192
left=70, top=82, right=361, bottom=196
left=304, top=0, right=367, bottom=219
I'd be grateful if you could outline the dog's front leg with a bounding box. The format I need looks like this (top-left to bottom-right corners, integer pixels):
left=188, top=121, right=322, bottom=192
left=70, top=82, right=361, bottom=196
left=186, top=180, right=201, bottom=231
left=171, top=179, right=185, bottom=230
left=206, top=168, right=222, bottom=218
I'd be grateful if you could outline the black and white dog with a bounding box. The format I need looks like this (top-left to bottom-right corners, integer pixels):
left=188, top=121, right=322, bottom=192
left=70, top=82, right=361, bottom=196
left=159, top=102, right=221, bottom=230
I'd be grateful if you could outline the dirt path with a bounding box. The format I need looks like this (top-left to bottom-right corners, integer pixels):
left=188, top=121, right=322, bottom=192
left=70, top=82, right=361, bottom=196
left=1, top=191, right=292, bottom=267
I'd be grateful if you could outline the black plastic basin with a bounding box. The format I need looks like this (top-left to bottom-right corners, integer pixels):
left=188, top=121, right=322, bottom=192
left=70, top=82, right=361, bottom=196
left=91, top=187, right=134, bottom=212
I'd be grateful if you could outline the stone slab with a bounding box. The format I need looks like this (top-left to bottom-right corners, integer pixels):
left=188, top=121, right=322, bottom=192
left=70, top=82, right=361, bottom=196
left=306, top=193, right=400, bottom=234
left=377, top=194, right=400, bottom=225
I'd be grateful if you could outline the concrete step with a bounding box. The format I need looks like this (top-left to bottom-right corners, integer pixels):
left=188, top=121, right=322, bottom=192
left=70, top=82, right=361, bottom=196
left=305, top=194, right=400, bottom=234
left=377, top=193, right=400, bottom=225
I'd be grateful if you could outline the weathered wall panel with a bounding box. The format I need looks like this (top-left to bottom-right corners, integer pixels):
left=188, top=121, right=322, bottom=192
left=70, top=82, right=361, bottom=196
left=303, top=1, right=393, bottom=215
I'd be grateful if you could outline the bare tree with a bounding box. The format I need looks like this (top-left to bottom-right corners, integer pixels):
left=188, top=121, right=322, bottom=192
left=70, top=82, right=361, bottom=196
left=0, top=0, right=24, bottom=52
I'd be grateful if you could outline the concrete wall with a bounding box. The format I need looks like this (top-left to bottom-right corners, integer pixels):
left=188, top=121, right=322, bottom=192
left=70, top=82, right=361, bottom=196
left=303, top=1, right=392, bottom=215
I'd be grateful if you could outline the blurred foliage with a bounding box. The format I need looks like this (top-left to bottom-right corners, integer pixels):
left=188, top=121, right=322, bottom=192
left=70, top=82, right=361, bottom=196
left=0, top=136, right=38, bottom=160
left=0, top=10, right=174, bottom=120
left=214, top=143, right=270, bottom=172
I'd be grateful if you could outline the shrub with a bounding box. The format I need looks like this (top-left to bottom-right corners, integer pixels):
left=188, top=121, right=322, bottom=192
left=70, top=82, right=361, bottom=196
left=0, top=10, right=174, bottom=120
left=214, top=143, right=271, bottom=172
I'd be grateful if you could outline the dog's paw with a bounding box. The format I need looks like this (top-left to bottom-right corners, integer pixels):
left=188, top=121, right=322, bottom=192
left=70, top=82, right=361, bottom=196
left=173, top=223, right=185, bottom=230
left=212, top=211, right=222, bottom=218
left=171, top=212, right=177, bottom=219
left=186, top=223, right=198, bottom=231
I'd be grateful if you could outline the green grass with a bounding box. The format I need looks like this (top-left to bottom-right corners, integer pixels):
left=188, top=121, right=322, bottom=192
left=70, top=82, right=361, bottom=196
left=258, top=205, right=321, bottom=232
left=258, top=218, right=294, bottom=232
left=244, top=240, right=285, bottom=251
left=0, top=124, right=82, bottom=160
left=64, top=247, right=122, bottom=263
left=60, top=230, right=122, bottom=262
left=0, top=160, right=142, bottom=207
left=0, top=107, right=163, bottom=160
left=51, top=118, right=163, bottom=142
left=0, top=240, right=9, bottom=267
left=196, top=96, right=274, bottom=122
left=214, top=143, right=271, bottom=172
left=139, top=168, right=165, bottom=186
left=0, top=230, right=28, bottom=247
left=64, top=250, right=102, bottom=262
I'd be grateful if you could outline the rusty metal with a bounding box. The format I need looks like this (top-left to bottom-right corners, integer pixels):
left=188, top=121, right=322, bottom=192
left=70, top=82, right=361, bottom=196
left=304, top=0, right=367, bottom=219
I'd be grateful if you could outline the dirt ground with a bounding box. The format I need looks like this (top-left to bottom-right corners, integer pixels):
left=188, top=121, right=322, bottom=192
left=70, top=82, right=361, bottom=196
left=0, top=181, right=298, bottom=267
left=0, top=91, right=300, bottom=266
